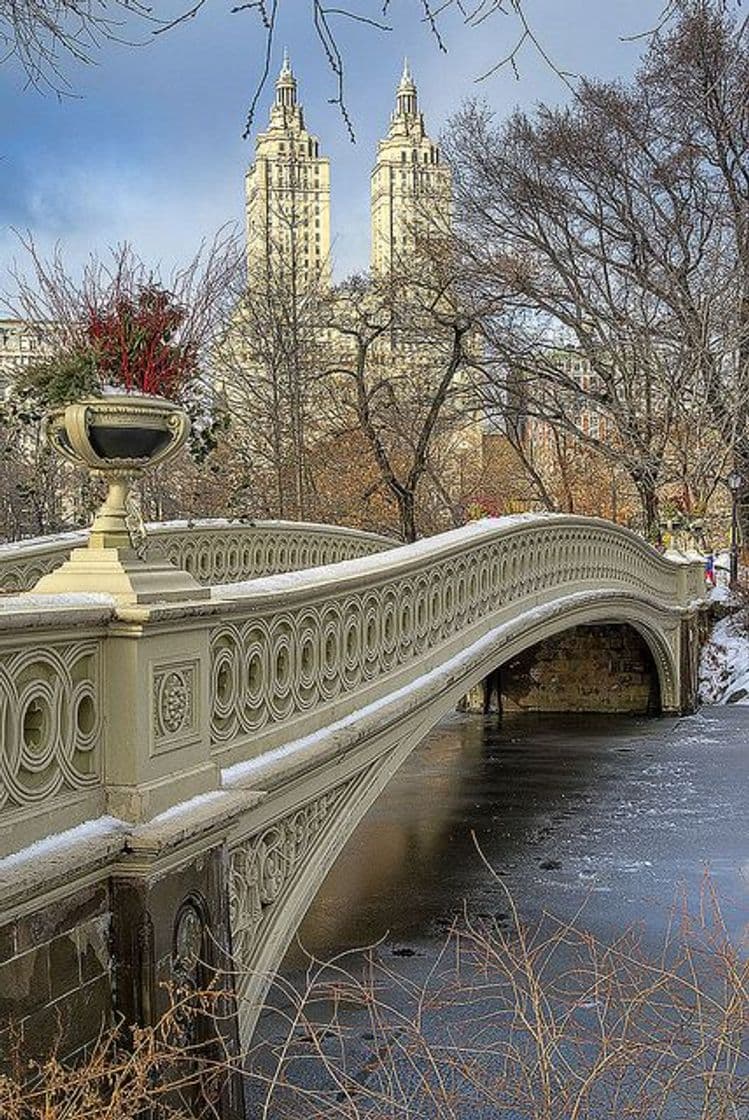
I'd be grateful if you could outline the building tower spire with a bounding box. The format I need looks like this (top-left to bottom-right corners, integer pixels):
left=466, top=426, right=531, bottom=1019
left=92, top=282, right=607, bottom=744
left=275, top=49, right=297, bottom=109
left=245, top=53, right=331, bottom=289
left=396, top=56, right=417, bottom=117
left=370, top=59, right=451, bottom=274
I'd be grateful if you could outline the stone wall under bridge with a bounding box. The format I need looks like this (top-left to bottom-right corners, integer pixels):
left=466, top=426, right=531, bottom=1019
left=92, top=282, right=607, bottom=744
left=0, top=514, right=707, bottom=1115
left=463, top=622, right=662, bottom=715
left=463, top=614, right=705, bottom=717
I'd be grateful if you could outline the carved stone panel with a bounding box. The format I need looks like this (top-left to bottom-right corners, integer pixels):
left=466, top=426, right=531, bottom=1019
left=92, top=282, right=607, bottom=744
left=0, top=640, right=101, bottom=812
left=150, top=658, right=199, bottom=755
left=229, top=782, right=352, bottom=968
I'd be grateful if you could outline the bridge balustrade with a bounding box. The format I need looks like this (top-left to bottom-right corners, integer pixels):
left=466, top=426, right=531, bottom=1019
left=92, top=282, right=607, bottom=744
left=0, top=519, right=393, bottom=594
left=0, top=515, right=705, bottom=862
left=207, top=516, right=704, bottom=767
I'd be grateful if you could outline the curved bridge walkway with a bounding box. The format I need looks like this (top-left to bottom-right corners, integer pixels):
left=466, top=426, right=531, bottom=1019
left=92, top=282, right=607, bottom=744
left=0, top=515, right=705, bottom=1053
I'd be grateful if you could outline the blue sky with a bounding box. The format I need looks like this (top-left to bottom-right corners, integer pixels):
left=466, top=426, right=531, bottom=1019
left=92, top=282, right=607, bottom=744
left=0, top=1, right=665, bottom=287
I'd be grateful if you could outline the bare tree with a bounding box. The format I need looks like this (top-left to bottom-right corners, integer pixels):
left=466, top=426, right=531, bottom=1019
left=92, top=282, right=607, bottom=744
left=217, top=279, right=328, bottom=522
left=6, top=1, right=727, bottom=136
left=0, top=393, right=81, bottom=540
left=0, top=877, right=745, bottom=1119
left=641, top=0, right=749, bottom=532
left=446, top=0, right=746, bottom=541
left=0, top=0, right=190, bottom=93
left=322, top=250, right=488, bottom=542
left=216, top=154, right=331, bottom=522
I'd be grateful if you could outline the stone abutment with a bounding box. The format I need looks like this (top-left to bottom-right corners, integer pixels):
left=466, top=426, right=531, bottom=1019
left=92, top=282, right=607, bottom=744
left=463, top=622, right=665, bottom=715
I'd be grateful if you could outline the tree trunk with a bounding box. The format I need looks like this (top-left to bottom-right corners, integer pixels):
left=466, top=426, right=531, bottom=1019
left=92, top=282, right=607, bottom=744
left=635, top=479, right=661, bottom=545
left=398, top=488, right=417, bottom=543
left=731, top=433, right=749, bottom=550
left=734, top=302, right=749, bottom=544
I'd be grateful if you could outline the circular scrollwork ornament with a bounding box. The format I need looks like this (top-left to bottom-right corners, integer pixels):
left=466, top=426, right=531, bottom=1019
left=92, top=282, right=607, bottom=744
left=171, top=901, right=205, bottom=1050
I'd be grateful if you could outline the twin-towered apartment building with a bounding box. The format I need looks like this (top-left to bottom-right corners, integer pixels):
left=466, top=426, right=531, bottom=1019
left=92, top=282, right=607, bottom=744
left=244, top=54, right=452, bottom=285
left=1, top=56, right=450, bottom=390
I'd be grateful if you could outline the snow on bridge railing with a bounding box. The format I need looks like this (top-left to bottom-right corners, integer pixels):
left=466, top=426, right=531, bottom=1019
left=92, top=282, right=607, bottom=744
left=208, top=514, right=706, bottom=768
left=0, top=519, right=395, bottom=594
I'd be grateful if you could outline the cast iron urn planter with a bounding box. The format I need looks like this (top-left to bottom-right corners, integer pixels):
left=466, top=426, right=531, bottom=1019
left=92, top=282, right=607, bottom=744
left=44, top=394, right=189, bottom=550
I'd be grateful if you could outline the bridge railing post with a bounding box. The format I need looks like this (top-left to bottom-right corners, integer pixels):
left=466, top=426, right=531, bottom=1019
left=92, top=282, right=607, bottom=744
left=102, top=602, right=220, bottom=822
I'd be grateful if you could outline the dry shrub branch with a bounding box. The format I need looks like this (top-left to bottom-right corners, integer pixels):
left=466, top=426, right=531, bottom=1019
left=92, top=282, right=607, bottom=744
left=246, top=864, right=748, bottom=1118
left=0, top=871, right=745, bottom=1118
left=0, top=986, right=242, bottom=1119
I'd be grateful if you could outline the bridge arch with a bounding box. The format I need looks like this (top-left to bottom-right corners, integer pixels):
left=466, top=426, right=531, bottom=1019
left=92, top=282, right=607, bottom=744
left=476, top=608, right=677, bottom=716
left=226, top=583, right=687, bottom=1041
left=0, top=512, right=706, bottom=1058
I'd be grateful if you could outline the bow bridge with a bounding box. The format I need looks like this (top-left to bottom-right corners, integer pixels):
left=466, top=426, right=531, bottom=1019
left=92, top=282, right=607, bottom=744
left=0, top=515, right=705, bottom=1085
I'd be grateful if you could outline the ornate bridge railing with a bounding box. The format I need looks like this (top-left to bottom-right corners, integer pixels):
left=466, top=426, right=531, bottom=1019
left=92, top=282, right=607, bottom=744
left=0, top=519, right=394, bottom=593
left=0, top=597, right=111, bottom=858
left=207, top=514, right=705, bottom=769
left=0, top=514, right=704, bottom=861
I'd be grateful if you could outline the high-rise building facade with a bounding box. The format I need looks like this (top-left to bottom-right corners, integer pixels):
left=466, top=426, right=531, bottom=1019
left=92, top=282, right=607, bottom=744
left=370, top=61, right=452, bottom=275
left=245, top=54, right=331, bottom=289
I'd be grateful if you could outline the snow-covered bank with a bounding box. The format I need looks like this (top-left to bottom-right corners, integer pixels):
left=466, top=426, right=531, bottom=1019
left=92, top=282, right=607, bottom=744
left=699, top=611, right=749, bottom=704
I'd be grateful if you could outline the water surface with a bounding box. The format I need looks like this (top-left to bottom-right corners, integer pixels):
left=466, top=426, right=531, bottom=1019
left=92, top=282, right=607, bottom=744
left=251, top=707, right=748, bottom=1115
left=286, top=706, right=748, bottom=962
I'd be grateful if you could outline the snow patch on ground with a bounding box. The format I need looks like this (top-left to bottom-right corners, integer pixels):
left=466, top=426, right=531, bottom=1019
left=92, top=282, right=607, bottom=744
left=699, top=613, right=749, bottom=704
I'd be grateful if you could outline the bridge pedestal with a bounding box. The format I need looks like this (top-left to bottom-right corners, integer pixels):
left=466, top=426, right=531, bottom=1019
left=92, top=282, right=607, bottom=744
left=679, top=612, right=707, bottom=715
left=103, top=601, right=220, bottom=822
left=111, top=834, right=245, bottom=1119
left=0, top=798, right=255, bottom=1119
left=30, top=545, right=208, bottom=605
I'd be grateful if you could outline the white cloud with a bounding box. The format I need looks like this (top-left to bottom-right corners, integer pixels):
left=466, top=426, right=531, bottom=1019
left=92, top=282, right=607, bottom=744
left=1, top=158, right=242, bottom=293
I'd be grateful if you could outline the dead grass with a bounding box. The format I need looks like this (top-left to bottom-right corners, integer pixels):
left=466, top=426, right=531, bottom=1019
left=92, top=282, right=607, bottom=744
left=245, top=868, right=748, bottom=1119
